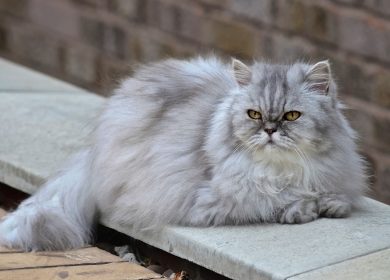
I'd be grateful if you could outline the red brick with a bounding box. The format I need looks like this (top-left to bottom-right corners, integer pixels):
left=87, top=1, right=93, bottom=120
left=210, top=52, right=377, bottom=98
left=29, top=0, right=80, bottom=39
left=276, top=1, right=339, bottom=44
left=333, top=59, right=375, bottom=102
left=372, top=70, right=390, bottom=109
left=377, top=164, right=390, bottom=204
left=229, top=0, right=273, bottom=24
left=373, top=116, right=390, bottom=153
left=96, top=57, right=131, bottom=95
left=197, top=0, right=229, bottom=9
left=0, top=24, right=7, bottom=51
left=80, top=17, right=104, bottom=48
left=176, top=5, right=204, bottom=40
left=345, top=96, right=390, bottom=153
left=108, top=0, right=138, bottom=19
left=332, top=0, right=361, bottom=5
left=0, top=0, right=28, bottom=18
left=275, top=0, right=306, bottom=33
left=306, top=4, right=339, bottom=43
left=338, top=13, right=390, bottom=63
left=344, top=104, right=377, bottom=151
left=264, top=33, right=316, bottom=62
left=8, top=25, right=61, bottom=71
left=65, top=45, right=98, bottom=84
left=205, top=17, right=257, bottom=58
left=145, top=0, right=178, bottom=34
left=363, top=0, right=390, bottom=17
left=70, top=0, right=107, bottom=9
left=103, top=25, right=127, bottom=59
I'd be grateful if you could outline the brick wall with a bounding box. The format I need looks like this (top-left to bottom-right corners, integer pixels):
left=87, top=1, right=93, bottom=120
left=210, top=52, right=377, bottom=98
left=0, top=0, right=389, bottom=204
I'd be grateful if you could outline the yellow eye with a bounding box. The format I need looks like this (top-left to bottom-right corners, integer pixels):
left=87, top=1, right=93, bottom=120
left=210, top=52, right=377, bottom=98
left=283, top=111, right=301, bottom=121
left=247, top=110, right=262, bottom=120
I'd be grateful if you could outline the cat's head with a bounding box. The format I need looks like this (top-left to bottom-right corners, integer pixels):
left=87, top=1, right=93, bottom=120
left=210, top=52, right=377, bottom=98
left=229, top=58, right=342, bottom=160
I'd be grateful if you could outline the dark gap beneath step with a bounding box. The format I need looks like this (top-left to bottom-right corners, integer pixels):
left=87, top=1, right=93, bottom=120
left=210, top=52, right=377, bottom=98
left=96, top=224, right=232, bottom=280
left=0, top=182, right=29, bottom=210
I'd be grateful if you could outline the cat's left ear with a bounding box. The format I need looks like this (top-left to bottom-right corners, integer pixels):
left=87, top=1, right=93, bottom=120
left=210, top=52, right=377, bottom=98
left=305, top=60, right=331, bottom=94
left=232, top=58, right=252, bottom=86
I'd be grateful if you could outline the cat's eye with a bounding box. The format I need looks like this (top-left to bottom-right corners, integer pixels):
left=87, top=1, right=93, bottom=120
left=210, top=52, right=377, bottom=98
left=283, top=111, right=301, bottom=121
left=247, top=110, right=262, bottom=120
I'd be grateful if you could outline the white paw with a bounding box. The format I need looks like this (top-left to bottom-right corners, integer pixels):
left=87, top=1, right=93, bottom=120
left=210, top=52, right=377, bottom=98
left=279, top=199, right=319, bottom=224
left=319, top=197, right=351, bottom=218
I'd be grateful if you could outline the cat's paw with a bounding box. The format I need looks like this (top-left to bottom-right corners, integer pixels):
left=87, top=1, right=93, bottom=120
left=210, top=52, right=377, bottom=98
left=278, top=199, right=319, bottom=224
left=318, top=196, right=351, bottom=218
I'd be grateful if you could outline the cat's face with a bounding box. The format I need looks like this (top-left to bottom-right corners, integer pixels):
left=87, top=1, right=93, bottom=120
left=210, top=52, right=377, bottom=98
left=229, top=60, right=338, bottom=158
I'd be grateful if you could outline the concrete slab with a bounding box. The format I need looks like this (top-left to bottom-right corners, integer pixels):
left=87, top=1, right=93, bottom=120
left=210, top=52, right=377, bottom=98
left=1, top=57, right=390, bottom=280
left=288, top=248, right=390, bottom=280
left=0, top=58, right=89, bottom=93
left=0, top=92, right=104, bottom=194
left=102, top=199, right=390, bottom=280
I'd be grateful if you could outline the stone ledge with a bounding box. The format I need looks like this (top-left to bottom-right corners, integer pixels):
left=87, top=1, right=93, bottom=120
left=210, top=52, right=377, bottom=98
left=102, top=199, right=390, bottom=280
left=1, top=58, right=390, bottom=280
left=288, top=248, right=390, bottom=280
left=0, top=92, right=105, bottom=194
left=0, top=58, right=91, bottom=93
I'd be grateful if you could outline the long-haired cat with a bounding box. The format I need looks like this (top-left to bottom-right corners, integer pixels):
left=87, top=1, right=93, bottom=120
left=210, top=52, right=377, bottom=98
left=0, top=57, right=366, bottom=251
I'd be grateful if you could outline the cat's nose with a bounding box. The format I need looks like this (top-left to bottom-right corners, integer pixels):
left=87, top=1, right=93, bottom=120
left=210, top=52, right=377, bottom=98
left=264, top=128, right=277, bottom=135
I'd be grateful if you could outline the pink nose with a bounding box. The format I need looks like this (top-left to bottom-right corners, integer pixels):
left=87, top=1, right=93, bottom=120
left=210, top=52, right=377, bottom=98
left=264, top=128, right=277, bottom=135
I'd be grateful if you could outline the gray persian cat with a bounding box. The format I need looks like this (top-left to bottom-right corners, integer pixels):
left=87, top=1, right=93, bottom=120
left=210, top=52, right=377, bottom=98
left=0, top=57, right=366, bottom=251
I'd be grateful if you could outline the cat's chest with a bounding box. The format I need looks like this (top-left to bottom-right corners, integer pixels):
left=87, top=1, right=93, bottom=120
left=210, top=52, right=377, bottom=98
left=215, top=158, right=304, bottom=195
left=248, top=163, right=302, bottom=186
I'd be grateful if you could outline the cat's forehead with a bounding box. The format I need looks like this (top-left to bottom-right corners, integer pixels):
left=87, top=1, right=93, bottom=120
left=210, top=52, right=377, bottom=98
left=252, top=63, right=306, bottom=87
left=247, top=63, right=307, bottom=117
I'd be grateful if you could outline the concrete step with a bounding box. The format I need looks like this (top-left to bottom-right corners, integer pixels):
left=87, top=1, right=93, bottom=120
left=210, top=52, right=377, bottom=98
left=0, top=57, right=389, bottom=280
left=0, top=58, right=89, bottom=93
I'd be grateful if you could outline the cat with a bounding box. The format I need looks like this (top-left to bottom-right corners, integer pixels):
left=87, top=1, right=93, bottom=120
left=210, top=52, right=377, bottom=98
left=0, top=56, right=367, bottom=251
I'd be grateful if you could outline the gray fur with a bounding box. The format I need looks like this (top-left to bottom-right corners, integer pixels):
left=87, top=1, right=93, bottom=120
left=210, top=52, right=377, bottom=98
left=0, top=57, right=367, bottom=251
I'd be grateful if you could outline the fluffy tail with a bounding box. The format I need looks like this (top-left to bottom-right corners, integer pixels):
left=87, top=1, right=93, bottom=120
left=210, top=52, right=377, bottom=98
left=0, top=150, right=96, bottom=251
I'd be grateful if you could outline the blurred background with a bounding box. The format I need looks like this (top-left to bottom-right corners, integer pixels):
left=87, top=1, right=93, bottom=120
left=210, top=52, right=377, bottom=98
left=0, top=0, right=389, bottom=204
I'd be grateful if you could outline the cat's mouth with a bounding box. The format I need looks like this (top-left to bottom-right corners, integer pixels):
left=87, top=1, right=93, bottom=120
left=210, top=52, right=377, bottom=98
left=248, top=134, right=286, bottom=152
left=264, top=136, right=287, bottom=150
left=266, top=136, right=277, bottom=146
left=264, top=138, right=278, bottom=149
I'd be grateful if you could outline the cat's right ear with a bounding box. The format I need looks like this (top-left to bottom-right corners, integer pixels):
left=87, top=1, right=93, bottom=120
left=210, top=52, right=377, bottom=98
left=232, top=58, right=252, bottom=86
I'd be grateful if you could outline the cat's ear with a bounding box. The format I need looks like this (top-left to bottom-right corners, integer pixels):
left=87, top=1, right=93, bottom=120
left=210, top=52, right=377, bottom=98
left=232, top=58, right=252, bottom=86
left=305, top=60, right=331, bottom=94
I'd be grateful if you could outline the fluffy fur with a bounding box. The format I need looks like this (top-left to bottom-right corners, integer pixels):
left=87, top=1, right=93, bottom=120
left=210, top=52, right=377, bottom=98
left=0, top=57, right=367, bottom=251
